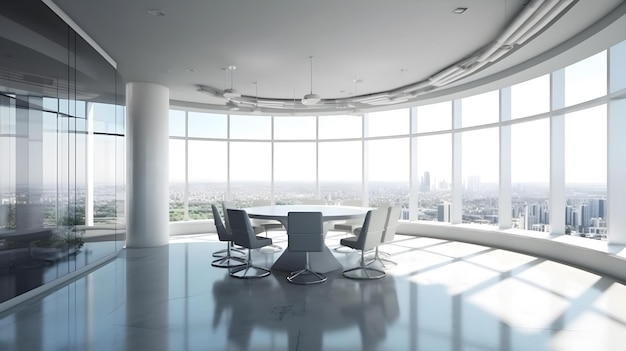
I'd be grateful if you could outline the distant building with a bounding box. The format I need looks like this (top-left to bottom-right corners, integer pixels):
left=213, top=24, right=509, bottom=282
left=437, top=202, right=451, bottom=223
left=421, top=172, right=431, bottom=192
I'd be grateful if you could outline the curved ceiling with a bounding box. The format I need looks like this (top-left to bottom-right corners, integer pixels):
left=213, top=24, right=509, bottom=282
left=48, top=0, right=625, bottom=113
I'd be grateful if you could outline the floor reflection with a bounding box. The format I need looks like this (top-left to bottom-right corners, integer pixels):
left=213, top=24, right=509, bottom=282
left=1, top=234, right=626, bottom=351
left=212, top=268, right=399, bottom=350
left=0, top=238, right=122, bottom=303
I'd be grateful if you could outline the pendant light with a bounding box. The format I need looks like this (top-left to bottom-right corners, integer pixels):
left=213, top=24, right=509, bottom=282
left=301, top=56, right=321, bottom=105
left=223, top=65, right=240, bottom=99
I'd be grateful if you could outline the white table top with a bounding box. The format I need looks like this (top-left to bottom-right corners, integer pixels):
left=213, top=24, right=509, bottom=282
left=243, top=205, right=370, bottom=222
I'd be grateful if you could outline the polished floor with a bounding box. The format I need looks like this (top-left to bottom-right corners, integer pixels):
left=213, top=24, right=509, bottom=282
left=1, top=230, right=626, bottom=351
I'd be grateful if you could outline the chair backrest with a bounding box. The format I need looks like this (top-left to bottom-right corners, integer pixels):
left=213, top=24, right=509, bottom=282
left=356, top=207, right=388, bottom=251
left=382, top=205, right=402, bottom=243
left=226, top=208, right=256, bottom=248
left=287, top=212, right=324, bottom=252
left=212, top=204, right=233, bottom=241
left=221, top=201, right=236, bottom=232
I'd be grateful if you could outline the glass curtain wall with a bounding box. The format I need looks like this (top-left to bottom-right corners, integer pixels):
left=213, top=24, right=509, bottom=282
left=0, top=0, right=125, bottom=303
left=168, top=39, right=624, bottom=244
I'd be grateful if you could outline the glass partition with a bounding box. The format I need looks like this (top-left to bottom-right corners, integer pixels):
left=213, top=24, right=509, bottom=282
left=0, top=0, right=124, bottom=303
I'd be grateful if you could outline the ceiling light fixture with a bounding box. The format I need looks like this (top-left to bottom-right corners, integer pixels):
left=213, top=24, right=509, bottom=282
left=147, top=9, right=165, bottom=16
left=302, top=56, right=321, bottom=106
left=453, top=7, right=468, bottom=14
left=226, top=100, right=239, bottom=111
left=223, top=65, right=240, bottom=99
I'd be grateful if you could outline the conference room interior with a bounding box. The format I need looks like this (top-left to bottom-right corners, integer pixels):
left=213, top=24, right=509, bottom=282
left=2, top=0, right=626, bottom=350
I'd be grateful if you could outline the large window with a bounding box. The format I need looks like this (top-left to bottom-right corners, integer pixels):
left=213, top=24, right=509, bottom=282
left=319, top=141, right=362, bottom=203
left=416, top=134, right=452, bottom=221
left=565, top=51, right=607, bottom=107
left=368, top=138, right=410, bottom=208
left=229, top=142, right=272, bottom=207
left=417, top=102, right=452, bottom=133
left=274, top=116, right=316, bottom=140
left=461, top=91, right=499, bottom=128
left=511, top=119, right=550, bottom=230
left=165, top=38, right=626, bottom=246
left=367, top=109, right=410, bottom=137
left=274, top=142, right=317, bottom=203
left=462, top=128, right=499, bottom=224
left=565, top=105, right=607, bottom=237
left=188, top=141, right=227, bottom=219
left=511, top=75, right=550, bottom=120
left=319, top=115, right=362, bottom=139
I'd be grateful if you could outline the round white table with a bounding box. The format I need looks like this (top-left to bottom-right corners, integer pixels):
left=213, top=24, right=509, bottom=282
left=243, top=205, right=370, bottom=273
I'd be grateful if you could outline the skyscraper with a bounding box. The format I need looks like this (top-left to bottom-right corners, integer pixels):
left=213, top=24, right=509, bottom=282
left=421, top=171, right=431, bottom=192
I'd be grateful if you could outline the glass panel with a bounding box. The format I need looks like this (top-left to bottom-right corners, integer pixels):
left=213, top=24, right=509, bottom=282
left=319, top=141, right=362, bottom=203
left=511, top=119, right=550, bottom=230
left=230, top=141, right=271, bottom=207
left=274, top=116, right=316, bottom=140
left=461, top=91, right=499, bottom=128
left=0, top=0, right=123, bottom=304
left=93, top=135, right=119, bottom=224
left=318, top=115, right=362, bottom=139
left=169, top=139, right=186, bottom=222
left=169, top=109, right=186, bottom=137
left=417, top=102, right=452, bottom=133
left=368, top=138, right=410, bottom=208
left=188, top=112, right=226, bottom=139
left=188, top=140, right=227, bottom=219
left=462, top=127, right=499, bottom=224
left=274, top=142, right=317, bottom=203
left=416, top=134, right=452, bottom=221
left=565, top=105, right=607, bottom=239
left=230, top=115, right=271, bottom=140
left=0, top=96, right=17, bottom=231
left=511, top=75, right=550, bottom=119
left=565, top=51, right=607, bottom=107
left=367, top=108, right=410, bottom=137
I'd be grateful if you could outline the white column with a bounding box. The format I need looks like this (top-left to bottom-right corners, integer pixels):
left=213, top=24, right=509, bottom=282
left=126, top=82, right=170, bottom=248
left=499, top=87, right=512, bottom=229
left=608, top=40, right=626, bottom=244
left=550, top=70, right=566, bottom=235
left=409, top=107, right=419, bottom=221
left=362, top=113, right=369, bottom=206
left=451, top=99, right=463, bottom=224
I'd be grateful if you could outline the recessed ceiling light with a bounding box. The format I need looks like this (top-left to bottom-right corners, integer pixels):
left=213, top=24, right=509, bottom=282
left=147, top=9, right=165, bottom=16
left=453, top=7, right=468, bottom=14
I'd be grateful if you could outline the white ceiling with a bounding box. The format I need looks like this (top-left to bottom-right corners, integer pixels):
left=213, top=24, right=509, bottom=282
left=49, top=0, right=625, bottom=112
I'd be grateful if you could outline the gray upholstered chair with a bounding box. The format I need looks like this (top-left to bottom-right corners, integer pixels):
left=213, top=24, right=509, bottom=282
left=365, top=205, right=401, bottom=269
left=226, top=208, right=273, bottom=279
left=250, top=199, right=284, bottom=252
left=340, top=207, right=388, bottom=280
left=333, top=199, right=364, bottom=252
left=210, top=204, right=246, bottom=268
left=285, top=211, right=327, bottom=285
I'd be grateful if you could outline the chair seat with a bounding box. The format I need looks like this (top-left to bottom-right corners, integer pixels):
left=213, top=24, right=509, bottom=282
left=249, top=236, right=273, bottom=249
left=334, top=223, right=362, bottom=233
left=340, top=236, right=359, bottom=249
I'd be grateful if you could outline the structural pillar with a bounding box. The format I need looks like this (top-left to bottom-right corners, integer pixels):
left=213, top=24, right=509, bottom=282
left=126, top=82, right=169, bottom=247
left=499, top=87, right=512, bottom=229
left=550, top=69, right=566, bottom=235
left=608, top=40, right=626, bottom=244
left=451, top=100, right=463, bottom=224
